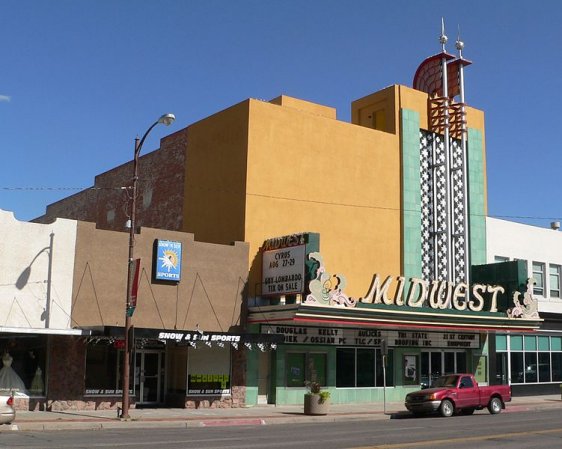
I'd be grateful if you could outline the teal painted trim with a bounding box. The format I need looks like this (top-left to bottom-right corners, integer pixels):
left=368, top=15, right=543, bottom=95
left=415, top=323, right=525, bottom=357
left=467, top=129, right=487, bottom=265
left=401, top=109, right=422, bottom=281
left=245, top=324, right=260, bottom=405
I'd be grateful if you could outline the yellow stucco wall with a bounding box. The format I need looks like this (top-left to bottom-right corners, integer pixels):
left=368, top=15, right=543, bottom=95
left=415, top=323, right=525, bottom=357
left=353, top=85, right=487, bottom=215
left=182, top=86, right=486, bottom=300
left=245, top=97, right=401, bottom=298
left=183, top=101, right=250, bottom=244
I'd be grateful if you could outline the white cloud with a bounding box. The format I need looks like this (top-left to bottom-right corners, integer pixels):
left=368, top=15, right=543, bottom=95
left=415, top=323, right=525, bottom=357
left=0, top=95, right=11, bottom=102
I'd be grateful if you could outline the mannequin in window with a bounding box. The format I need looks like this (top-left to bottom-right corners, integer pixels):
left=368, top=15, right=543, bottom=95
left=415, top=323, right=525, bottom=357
left=0, top=352, right=27, bottom=394
left=30, top=367, right=44, bottom=394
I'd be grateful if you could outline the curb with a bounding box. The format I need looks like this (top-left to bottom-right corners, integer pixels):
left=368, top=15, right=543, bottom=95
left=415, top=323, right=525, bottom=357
left=3, top=402, right=561, bottom=432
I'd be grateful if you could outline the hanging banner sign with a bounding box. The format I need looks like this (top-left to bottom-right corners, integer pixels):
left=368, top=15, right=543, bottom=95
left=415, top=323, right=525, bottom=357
left=261, top=325, right=479, bottom=349
left=130, top=258, right=141, bottom=307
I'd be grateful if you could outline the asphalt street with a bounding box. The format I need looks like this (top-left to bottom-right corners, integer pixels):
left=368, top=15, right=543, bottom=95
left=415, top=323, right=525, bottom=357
left=0, top=407, right=561, bottom=449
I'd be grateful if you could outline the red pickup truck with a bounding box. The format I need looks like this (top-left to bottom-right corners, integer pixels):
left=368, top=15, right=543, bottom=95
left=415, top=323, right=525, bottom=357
left=405, top=374, right=511, bottom=417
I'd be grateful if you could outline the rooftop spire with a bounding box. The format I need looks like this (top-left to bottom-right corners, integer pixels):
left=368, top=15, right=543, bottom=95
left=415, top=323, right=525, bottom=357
left=439, top=17, right=448, bottom=52
left=455, top=25, right=464, bottom=57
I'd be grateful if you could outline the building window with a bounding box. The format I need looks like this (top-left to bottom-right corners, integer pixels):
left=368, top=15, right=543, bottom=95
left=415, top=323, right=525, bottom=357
left=0, top=337, right=47, bottom=396
left=286, top=352, right=327, bottom=387
left=532, top=262, right=545, bottom=296
left=336, top=348, right=393, bottom=388
left=550, top=264, right=561, bottom=298
left=494, top=256, right=509, bottom=263
left=188, top=345, right=231, bottom=395
left=85, top=343, right=127, bottom=395
left=420, top=351, right=466, bottom=387
left=496, top=335, right=562, bottom=384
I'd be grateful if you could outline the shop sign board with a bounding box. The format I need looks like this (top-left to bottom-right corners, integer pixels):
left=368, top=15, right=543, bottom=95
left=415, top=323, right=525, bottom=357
left=188, top=374, right=230, bottom=395
left=262, top=244, right=306, bottom=295
left=261, top=325, right=479, bottom=349
left=154, top=239, right=182, bottom=281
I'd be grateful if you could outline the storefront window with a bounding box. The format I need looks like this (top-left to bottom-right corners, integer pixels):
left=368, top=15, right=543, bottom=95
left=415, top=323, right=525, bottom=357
left=524, top=335, right=537, bottom=351
left=286, top=353, right=305, bottom=387
left=336, top=349, right=355, bottom=387
left=286, top=352, right=327, bottom=387
left=524, top=352, right=538, bottom=382
left=495, top=353, right=508, bottom=384
left=188, top=345, right=231, bottom=395
left=552, top=353, right=562, bottom=381
left=0, top=336, right=46, bottom=396
left=336, top=348, right=393, bottom=388
left=307, top=353, right=327, bottom=386
left=420, top=351, right=466, bottom=387
left=500, top=335, right=562, bottom=384
left=538, top=352, right=551, bottom=382
left=444, top=352, right=455, bottom=374
left=357, top=349, right=375, bottom=387
left=496, top=334, right=508, bottom=351
left=510, top=335, right=523, bottom=351
left=85, top=343, right=127, bottom=395
left=510, top=352, right=524, bottom=383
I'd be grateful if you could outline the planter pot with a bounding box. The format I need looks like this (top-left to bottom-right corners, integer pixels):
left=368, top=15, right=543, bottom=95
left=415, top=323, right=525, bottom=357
left=304, top=393, right=329, bottom=415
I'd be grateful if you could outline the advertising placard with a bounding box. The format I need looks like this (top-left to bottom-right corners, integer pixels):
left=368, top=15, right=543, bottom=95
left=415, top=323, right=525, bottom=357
left=155, top=240, right=182, bottom=281
left=262, top=244, right=306, bottom=295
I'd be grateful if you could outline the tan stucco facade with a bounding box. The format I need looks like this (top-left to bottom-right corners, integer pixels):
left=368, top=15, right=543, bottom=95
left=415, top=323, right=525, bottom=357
left=72, top=221, right=249, bottom=332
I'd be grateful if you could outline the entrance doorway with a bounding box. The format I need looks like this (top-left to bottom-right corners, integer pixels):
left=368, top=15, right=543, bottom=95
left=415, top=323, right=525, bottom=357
left=135, top=350, right=165, bottom=404
left=420, top=351, right=467, bottom=388
left=257, top=351, right=270, bottom=404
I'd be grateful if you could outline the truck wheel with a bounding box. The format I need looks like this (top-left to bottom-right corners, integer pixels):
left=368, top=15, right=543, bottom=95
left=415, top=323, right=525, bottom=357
left=440, top=399, right=454, bottom=417
left=488, top=397, right=502, bottom=414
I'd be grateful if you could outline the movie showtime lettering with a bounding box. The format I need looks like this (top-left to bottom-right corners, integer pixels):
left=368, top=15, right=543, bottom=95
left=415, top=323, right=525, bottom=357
left=262, top=244, right=306, bottom=295
left=261, top=325, right=479, bottom=349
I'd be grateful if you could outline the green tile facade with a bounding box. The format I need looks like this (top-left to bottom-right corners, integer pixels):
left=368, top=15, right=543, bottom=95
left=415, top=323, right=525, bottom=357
left=467, top=128, right=487, bottom=265
left=401, top=109, right=422, bottom=281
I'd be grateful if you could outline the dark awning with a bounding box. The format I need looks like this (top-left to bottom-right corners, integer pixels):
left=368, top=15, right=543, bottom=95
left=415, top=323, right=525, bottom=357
left=87, top=326, right=284, bottom=345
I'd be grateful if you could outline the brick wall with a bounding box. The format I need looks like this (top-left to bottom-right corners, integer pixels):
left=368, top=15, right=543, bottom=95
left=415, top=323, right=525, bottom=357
left=35, top=129, right=188, bottom=233
left=46, top=336, right=86, bottom=410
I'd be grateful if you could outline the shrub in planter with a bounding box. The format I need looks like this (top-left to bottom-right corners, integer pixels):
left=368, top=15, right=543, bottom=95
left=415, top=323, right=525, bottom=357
left=304, top=381, right=330, bottom=415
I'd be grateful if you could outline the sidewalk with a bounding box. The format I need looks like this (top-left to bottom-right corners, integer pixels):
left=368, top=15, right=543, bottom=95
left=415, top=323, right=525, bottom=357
left=4, top=395, right=562, bottom=432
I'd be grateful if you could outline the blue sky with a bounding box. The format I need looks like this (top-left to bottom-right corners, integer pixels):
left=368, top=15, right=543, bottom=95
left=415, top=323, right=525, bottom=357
left=1, top=1, right=561, bottom=227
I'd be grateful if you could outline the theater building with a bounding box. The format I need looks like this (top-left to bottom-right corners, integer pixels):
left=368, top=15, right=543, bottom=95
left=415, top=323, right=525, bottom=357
left=34, top=31, right=554, bottom=407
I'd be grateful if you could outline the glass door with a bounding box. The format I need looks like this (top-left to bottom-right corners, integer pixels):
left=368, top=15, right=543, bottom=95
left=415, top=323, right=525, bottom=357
left=135, top=350, right=164, bottom=404
left=421, top=351, right=467, bottom=388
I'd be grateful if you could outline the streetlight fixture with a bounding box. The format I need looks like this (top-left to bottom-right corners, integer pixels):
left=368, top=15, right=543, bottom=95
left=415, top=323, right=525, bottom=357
left=121, top=113, right=175, bottom=420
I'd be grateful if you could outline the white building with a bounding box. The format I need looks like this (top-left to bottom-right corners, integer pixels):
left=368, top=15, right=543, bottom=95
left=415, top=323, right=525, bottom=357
left=486, top=217, right=562, bottom=394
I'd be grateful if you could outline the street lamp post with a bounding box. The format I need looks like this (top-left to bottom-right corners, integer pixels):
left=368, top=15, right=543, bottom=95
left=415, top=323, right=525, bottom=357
left=121, top=113, right=175, bottom=420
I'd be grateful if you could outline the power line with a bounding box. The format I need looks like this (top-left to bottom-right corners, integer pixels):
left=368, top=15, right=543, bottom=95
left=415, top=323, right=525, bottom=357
left=0, top=186, right=127, bottom=191
left=246, top=192, right=562, bottom=222
left=0, top=187, right=559, bottom=222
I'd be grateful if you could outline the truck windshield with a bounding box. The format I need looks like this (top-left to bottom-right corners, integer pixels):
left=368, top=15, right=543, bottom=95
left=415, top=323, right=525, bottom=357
left=433, top=375, right=459, bottom=387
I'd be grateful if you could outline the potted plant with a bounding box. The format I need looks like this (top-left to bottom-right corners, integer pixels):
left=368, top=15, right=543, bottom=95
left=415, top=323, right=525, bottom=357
left=304, top=381, right=330, bottom=415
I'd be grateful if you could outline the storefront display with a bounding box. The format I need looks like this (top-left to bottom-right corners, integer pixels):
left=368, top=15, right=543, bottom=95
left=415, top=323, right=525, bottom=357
left=0, top=337, right=46, bottom=397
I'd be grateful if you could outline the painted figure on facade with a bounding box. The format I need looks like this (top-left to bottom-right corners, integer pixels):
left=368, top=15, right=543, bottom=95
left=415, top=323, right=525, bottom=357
left=304, top=252, right=356, bottom=307
left=508, top=278, right=540, bottom=319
